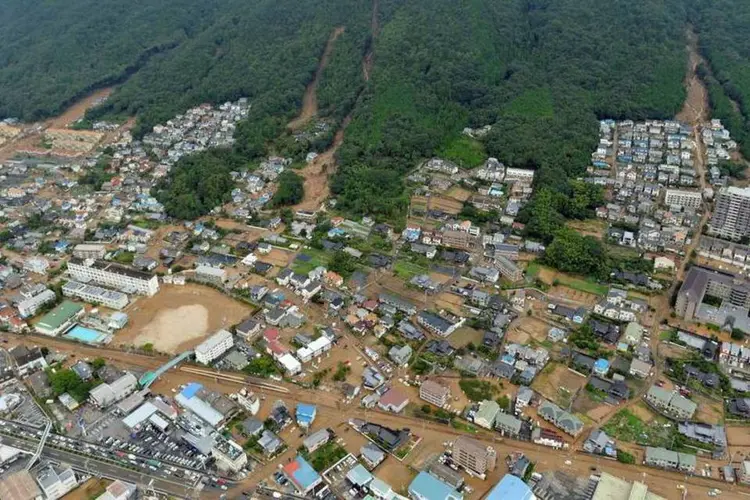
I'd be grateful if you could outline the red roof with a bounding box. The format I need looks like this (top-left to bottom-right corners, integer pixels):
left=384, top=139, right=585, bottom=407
left=363, top=300, right=379, bottom=311
left=267, top=341, right=287, bottom=355
left=263, top=328, right=280, bottom=341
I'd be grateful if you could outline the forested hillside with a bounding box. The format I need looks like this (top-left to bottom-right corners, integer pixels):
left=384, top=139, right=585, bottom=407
left=693, top=0, right=750, bottom=158
left=333, top=0, right=688, bottom=224
left=0, top=0, right=223, bottom=120
left=2, top=0, right=748, bottom=228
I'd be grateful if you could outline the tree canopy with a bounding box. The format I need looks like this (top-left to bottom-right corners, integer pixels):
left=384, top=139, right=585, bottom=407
left=5, top=0, right=749, bottom=225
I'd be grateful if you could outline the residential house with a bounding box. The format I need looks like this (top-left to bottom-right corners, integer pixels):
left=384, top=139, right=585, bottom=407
left=644, top=386, right=697, bottom=419
left=473, top=400, right=500, bottom=430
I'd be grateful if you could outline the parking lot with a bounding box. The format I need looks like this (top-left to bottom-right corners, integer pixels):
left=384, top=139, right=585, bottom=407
left=85, top=412, right=209, bottom=472
left=0, top=417, right=206, bottom=486
left=1, top=379, right=48, bottom=428
left=321, top=453, right=360, bottom=500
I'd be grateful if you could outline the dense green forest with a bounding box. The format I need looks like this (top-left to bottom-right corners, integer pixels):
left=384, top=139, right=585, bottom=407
left=154, top=149, right=247, bottom=220
left=334, top=0, right=688, bottom=225
left=693, top=0, right=750, bottom=158
left=0, top=0, right=223, bottom=120
left=269, top=171, right=305, bottom=208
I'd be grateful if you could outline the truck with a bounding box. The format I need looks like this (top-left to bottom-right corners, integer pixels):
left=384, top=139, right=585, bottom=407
left=128, top=454, right=136, bottom=461
left=146, top=459, right=161, bottom=469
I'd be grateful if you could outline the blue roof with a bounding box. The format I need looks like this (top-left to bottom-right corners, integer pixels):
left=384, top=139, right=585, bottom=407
left=486, top=475, right=534, bottom=500
left=408, top=472, right=463, bottom=500
left=346, top=464, right=373, bottom=486
left=180, top=382, right=202, bottom=399
left=296, top=403, right=317, bottom=424
left=594, top=358, right=610, bottom=370
left=284, top=455, right=320, bottom=490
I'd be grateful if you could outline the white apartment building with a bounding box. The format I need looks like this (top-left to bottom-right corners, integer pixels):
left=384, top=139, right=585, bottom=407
left=36, top=465, right=77, bottom=500
left=212, top=435, right=248, bottom=473
left=419, top=379, right=450, bottom=408
left=195, top=329, right=234, bottom=364
left=504, top=167, right=535, bottom=183
left=68, top=258, right=159, bottom=296
left=62, top=280, right=129, bottom=310
left=664, top=189, right=702, bottom=209
left=89, top=372, right=138, bottom=408
left=72, top=243, right=107, bottom=260
left=296, top=336, right=332, bottom=362
left=16, top=289, right=56, bottom=318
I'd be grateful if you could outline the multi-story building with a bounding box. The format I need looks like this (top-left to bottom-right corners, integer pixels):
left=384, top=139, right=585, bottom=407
left=68, top=258, right=159, bottom=296
left=590, top=472, right=664, bottom=500
left=10, top=345, right=48, bottom=375
left=194, top=265, right=227, bottom=286
left=537, top=400, right=584, bottom=436
left=494, top=412, right=522, bottom=437
left=453, top=436, right=496, bottom=476
left=675, top=265, right=750, bottom=321
left=417, top=311, right=464, bottom=337
left=212, top=434, right=247, bottom=473
left=62, top=281, right=129, bottom=310
left=35, top=465, right=77, bottom=499
left=72, top=244, right=107, bottom=260
left=16, top=289, right=56, bottom=318
left=89, top=372, right=138, bottom=408
left=442, top=230, right=478, bottom=250
left=419, top=379, right=450, bottom=408
left=95, top=480, right=136, bottom=500
left=504, top=167, right=535, bottom=183
left=195, top=329, right=234, bottom=364
left=496, top=256, right=523, bottom=282
left=664, top=188, right=703, bottom=209
left=708, top=186, right=750, bottom=241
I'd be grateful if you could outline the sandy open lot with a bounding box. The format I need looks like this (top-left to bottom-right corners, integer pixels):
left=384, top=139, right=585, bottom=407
left=506, top=316, right=551, bottom=344
left=62, top=478, right=111, bottom=500
left=448, top=326, right=484, bottom=348
left=727, top=426, right=750, bottom=446
left=566, top=219, right=607, bottom=239
left=445, top=186, right=473, bottom=202
left=264, top=248, right=295, bottom=267
left=548, top=285, right=600, bottom=306
left=434, top=291, right=464, bottom=315
left=117, top=284, right=252, bottom=353
left=532, top=363, right=588, bottom=406
left=693, top=394, right=724, bottom=425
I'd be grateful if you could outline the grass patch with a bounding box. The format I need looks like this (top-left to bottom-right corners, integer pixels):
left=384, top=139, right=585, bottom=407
left=459, top=378, right=499, bottom=401
left=304, top=441, right=348, bottom=471
left=292, top=248, right=331, bottom=274
left=436, top=135, right=486, bottom=169
left=504, top=87, right=554, bottom=118
left=394, top=259, right=428, bottom=280
left=601, top=409, right=672, bottom=447
left=555, top=273, right=608, bottom=296
left=451, top=420, right=478, bottom=433
left=526, top=261, right=541, bottom=278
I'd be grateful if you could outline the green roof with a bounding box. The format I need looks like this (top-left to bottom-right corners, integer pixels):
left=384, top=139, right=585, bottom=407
left=37, top=300, right=83, bottom=330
